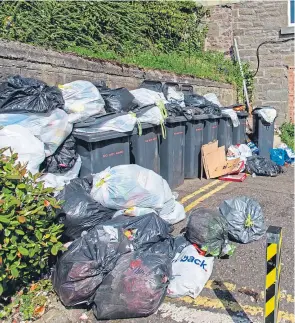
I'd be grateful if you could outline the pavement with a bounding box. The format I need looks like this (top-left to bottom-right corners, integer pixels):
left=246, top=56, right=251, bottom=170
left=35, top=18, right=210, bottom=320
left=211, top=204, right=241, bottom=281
left=37, top=166, right=294, bottom=323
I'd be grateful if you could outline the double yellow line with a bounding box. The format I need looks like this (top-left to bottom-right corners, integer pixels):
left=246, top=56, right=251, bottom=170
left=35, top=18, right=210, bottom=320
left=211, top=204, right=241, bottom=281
left=180, top=180, right=231, bottom=212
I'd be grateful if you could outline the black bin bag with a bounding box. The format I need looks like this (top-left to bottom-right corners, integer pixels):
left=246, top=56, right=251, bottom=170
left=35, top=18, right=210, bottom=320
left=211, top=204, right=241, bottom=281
left=185, top=207, right=232, bottom=257
left=93, top=252, right=171, bottom=320
left=52, top=213, right=172, bottom=307
left=56, top=177, right=114, bottom=240
left=219, top=196, right=266, bottom=244
left=52, top=225, right=133, bottom=307
left=101, top=88, right=137, bottom=113
left=103, top=213, right=173, bottom=251
left=145, top=235, right=189, bottom=260
left=0, top=75, right=64, bottom=113
left=184, top=93, right=222, bottom=116
left=41, top=135, right=78, bottom=174
left=246, top=156, right=283, bottom=177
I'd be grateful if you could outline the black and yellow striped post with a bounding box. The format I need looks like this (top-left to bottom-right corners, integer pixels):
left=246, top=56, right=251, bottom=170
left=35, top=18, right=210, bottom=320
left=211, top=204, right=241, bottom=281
left=264, top=226, right=282, bottom=323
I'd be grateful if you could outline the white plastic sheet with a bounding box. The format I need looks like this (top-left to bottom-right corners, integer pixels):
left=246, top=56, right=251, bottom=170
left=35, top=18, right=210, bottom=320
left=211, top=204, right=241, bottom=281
left=167, top=245, right=214, bottom=298
left=138, top=106, right=165, bottom=125
left=238, top=144, right=252, bottom=162
left=222, top=109, right=240, bottom=127
left=257, top=108, right=277, bottom=124
left=113, top=207, right=157, bottom=217
left=130, top=88, right=167, bottom=107
left=19, top=109, right=73, bottom=156
left=96, top=113, right=137, bottom=133
left=40, top=156, right=81, bottom=191
left=59, top=80, right=106, bottom=123
left=0, top=124, right=45, bottom=174
left=166, top=87, right=185, bottom=107
left=91, top=165, right=173, bottom=210
left=204, top=93, right=222, bottom=107
left=159, top=201, right=186, bottom=225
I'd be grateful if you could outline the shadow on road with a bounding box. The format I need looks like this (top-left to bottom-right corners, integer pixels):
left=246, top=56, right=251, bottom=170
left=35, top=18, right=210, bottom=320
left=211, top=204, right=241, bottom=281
left=212, top=280, right=253, bottom=323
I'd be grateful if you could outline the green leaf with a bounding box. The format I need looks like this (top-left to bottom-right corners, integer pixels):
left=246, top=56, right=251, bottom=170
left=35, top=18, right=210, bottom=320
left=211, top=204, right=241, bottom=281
left=51, top=244, right=59, bottom=256
left=0, top=216, right=10, bottom=224
left=18, top=246, right=29, bottom=256
left=15, top=229, right=24, bottom=235
left=17, top=183, right=26, bottom=189
left=0, top=284, right=3, bottom=295
left=35, top=230, right=42, bottom=241
left=4, top=229, right=10, bottom=237
left=11, top=267, right=19, bottom=278
left=29, top=248, right=36, bottom=258
left=7, top=253, right=16, bottom=261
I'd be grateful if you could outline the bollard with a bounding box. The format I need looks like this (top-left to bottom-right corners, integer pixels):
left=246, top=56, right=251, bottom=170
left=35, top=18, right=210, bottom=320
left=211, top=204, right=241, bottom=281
left=264, top=226, right=282, bottom=323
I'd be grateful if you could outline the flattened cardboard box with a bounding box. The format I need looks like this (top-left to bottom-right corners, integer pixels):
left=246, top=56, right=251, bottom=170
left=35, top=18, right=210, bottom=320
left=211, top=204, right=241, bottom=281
left=202, top=141, right=240, bottom=179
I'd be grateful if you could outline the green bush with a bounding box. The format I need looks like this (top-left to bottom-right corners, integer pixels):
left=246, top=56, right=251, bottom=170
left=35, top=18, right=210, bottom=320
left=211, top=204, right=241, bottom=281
left=0, top=1, right=209, bottom=54
left=0, top=148, right=64, bottom=296
left=0, top=0, right=254, bottom=101
left=280, top=122, right=294, bottom=149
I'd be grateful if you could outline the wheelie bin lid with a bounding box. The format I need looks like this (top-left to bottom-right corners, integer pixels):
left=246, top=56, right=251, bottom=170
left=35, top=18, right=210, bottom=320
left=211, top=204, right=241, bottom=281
left=236, top=111, right=248, bottom=117
left=252, top=106, right=276, bottom=115
left=191, top=114, right=208, bottom=121
left=132, top=122, right=161, bottom=135
left=73, top=112, right=125, bottom=128
left=165, top=116, right=187, bottom=124
left=206, top=114, right=222, bottom=119
left=73, top=128, right=130, bottom=142
left=139, top=80, right=163, bottom=93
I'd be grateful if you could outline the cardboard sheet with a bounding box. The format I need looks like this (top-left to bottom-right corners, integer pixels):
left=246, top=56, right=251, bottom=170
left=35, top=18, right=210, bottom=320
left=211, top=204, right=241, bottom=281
left=202, top=141, right=240, bottom=179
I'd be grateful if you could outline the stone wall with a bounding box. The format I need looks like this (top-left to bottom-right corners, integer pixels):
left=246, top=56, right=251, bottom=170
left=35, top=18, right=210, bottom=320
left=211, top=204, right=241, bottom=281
left=206, top=0, right=295, bottom=125
left=0, top=40, right=236, bottom=106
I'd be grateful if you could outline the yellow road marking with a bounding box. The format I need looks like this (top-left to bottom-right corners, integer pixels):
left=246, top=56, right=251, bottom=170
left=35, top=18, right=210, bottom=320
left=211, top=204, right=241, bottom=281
left=180, top=180, right=220, bottom=204
left=169, top=296, right=295, bottom=322
left=184, top=182, right=230, bottom=212
left=205, top=280, right=236, bottom=292
left=205, top=280, right=294, bottom=304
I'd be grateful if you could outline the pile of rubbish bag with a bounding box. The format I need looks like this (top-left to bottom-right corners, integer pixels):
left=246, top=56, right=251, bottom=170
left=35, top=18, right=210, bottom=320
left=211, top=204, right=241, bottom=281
left=0, top=74, right=276, bottom=319
left=0, top=74, right=243, bottom=190
left=51, top=172, right=266, bottom=319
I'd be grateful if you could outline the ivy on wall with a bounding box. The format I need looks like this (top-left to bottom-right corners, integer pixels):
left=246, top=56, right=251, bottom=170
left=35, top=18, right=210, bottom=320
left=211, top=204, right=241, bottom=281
left=0, top=1, right=209, bottom=54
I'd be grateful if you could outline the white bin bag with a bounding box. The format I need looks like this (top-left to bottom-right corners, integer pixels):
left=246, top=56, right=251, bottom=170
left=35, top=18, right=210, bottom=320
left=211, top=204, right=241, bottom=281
left=167, top=245, right=214, bottom=298
left=59, top=80, right=106, bottom=123
left=0, top=125, right=45, bottom=174
left=91, top=165, right=173, bottom=210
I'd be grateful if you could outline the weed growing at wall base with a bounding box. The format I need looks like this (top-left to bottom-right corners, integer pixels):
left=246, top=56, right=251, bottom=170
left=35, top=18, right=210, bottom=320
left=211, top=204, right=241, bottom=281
left=65, top=46, right=252, bottom=102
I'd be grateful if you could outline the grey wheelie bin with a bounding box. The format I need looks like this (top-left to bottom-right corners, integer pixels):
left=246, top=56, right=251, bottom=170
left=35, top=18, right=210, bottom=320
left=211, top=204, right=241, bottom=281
left=159, top=116, right=186, bottom=189
left=184, top=114, right=207, bottom=179
left=252, top=107, right=276, bottom=158
left=130, top=123, right=161, bottom=174
left=217, top=114, right=233, bottom=149
left=73, top=113, right=130, bottom=177
left=203, top=115, right=221, bottom=144
left=232, top=111, right=248, bottom=145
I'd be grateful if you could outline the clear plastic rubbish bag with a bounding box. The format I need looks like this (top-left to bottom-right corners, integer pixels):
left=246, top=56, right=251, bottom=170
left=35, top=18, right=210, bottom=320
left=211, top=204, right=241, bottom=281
left=59, top=80, right=106, bottom=123
left=19, top=109, right=73, bottom=156
left=219, top=196, right=266, bottom=244
left=0, top=124, right=45, bottom=174
left=91, top=165, right=173, bottom=210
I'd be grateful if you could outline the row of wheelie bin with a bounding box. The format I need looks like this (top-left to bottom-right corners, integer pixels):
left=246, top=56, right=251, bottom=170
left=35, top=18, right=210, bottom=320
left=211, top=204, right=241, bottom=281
left=72, top=111, right=249, bottom=190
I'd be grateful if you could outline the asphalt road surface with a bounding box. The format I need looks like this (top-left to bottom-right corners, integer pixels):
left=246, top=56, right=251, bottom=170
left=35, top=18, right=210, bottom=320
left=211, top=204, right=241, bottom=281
left=38, top=167, right=294, bottom=323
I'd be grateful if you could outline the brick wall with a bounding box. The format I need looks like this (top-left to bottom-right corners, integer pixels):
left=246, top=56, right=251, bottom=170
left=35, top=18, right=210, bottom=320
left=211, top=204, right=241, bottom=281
left=206, top=0, right=295, bottom=125
left=0, top=40, right=236, bottom=106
